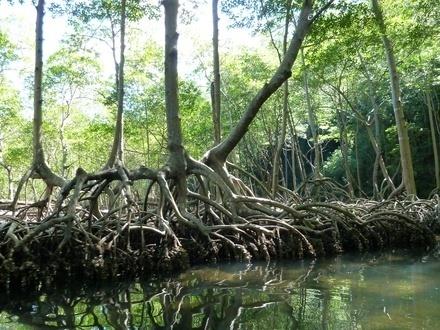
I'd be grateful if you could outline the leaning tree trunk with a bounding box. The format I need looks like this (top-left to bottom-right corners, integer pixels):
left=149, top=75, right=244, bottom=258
left=206, top=0, right=314, bottom=171
left=106, top=0, right=126, bottom=168
left=371, top=0, right=416, bottom=195
left=211, top=0, right=221, bottom=145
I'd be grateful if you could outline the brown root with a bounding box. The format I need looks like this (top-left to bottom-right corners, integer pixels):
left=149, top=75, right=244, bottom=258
left=0, top=161, right=436, bottom=288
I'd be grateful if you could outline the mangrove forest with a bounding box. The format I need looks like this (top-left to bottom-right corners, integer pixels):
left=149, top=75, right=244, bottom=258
left=0, top=0, right=439, bottom=327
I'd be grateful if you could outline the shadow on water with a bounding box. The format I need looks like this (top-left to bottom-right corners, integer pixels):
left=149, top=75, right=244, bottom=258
left=0, top=250, right=440, bottom=329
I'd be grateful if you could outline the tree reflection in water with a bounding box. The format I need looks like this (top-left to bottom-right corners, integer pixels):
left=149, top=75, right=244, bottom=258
left=1, top=253, right=440, bottom=329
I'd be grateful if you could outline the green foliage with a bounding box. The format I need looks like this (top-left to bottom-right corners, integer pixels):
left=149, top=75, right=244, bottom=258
left=0, top=0, right=439, bottom=199
left=0, top=82, right=30, bottom=197
left=51, top=0, right=159, bottom=24
left=180, top=80, right=212, bottom=157
left=0, top=30, right=17, bottom=73
left=44, top=48, right=101, bottom=93
left=0, top=84, right=20, bottom=124
left=322, top=149, right=356, bottom=185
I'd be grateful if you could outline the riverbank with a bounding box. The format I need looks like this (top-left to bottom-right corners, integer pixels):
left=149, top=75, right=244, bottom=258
left=1, top=197, right=438, bottom=292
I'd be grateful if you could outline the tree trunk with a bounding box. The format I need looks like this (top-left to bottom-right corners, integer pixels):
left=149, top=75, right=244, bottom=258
left=271, top=0, right=292, bottom=197
left=6, top=166, right=13, bottom=200
left=206, top=0, right=314, bottom=166
left=33, top=0, right=44, bottom=168
left=371, top=0, right=417, bottom=195
left=0, top=135, right=13, bottom=200
left=355, top=122, right=362, bottom=194
left=163, top=0, right=187, bottom=206
left=357, top=51, right=394, bottom=198
left=301, top=48, right=321, bottom=178
left=327, top=77, right=396, bottom=197
left=291, top=138, right=297, bottom=190
left=365, top=123, right=395, bottom=194
left=59, top=103, right=70, bottom=177
left=32, top=0, right=65, bottom=188
left=271, top=81, right=289, bottom=196
left=336, top=108, right=354, bottom=197
left=288, top=114, right=307, bottom=184
left=0, top=162, right=13, bottom=200
left=106, top=0, right=126, bottom=168
left=211, top=0, right=221, bottom=145
left=425, top=89, right=440, bottom=190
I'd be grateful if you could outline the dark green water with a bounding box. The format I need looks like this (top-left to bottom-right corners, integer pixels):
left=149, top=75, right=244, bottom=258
left=1, top=251, right=439, bottom=329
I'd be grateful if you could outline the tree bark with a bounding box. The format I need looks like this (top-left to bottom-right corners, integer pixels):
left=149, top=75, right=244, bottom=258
left=0, top=135, right=13, bottom=200
left=206, top=0, right=314, bottom=166
left=0, top=162, right=12, bottom=200
left=288, top=113, right=307, bottom=184
left=425, top=89, right=440, bottom=190
left=59, top=103, right=70, bottom=178
left=32, top=0, right=65, bottom=188
left=211, top=0, right=221, bottom=145
left=336, top=107, right=354, bottom=197
left=301, top=48, right=321, bottom=178
left=106, top=0, right=126, bottom=168
left=163, top=0, right=187, bottom=206
left=271, top=81, right=289, bottom=196
left=355, top=122, right=362, bottom=193
left=289, top=117, right=307, bottom=186
left=371, top=0, right=417, bottom=195
left=33, top=0, right=44, bottom=168
left=271, top=0, right=293, bottom=197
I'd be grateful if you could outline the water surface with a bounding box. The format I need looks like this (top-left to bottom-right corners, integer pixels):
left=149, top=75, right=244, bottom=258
left=0, top=251, right=439, bottom=329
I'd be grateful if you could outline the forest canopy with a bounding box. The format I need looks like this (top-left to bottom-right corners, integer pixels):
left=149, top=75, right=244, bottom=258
left=0, top=0, right=439, bottom=283
left=0, top=0, right=438, bottom=199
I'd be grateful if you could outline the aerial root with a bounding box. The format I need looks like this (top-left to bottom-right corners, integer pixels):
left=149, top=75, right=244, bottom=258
left=0, top=164, right=437, bottom=287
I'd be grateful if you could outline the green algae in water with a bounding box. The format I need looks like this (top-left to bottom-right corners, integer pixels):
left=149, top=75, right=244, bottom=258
left=0, top=252, right=439, bottom=329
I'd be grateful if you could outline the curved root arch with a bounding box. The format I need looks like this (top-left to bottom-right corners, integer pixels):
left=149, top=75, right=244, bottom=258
left=0, top=159, right=437, bottom=284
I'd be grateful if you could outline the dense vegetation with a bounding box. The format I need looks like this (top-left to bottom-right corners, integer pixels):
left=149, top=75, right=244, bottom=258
left=0, top=0, right=438, bottom=286
left=1, top=0, right=439, bottom=199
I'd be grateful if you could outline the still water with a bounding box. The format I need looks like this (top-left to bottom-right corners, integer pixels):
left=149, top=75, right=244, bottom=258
left=0, top=251, right=439, bottom=329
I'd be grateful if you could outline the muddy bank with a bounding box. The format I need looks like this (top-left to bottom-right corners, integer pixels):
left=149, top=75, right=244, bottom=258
left=1, top=197, right=438, bottom=292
